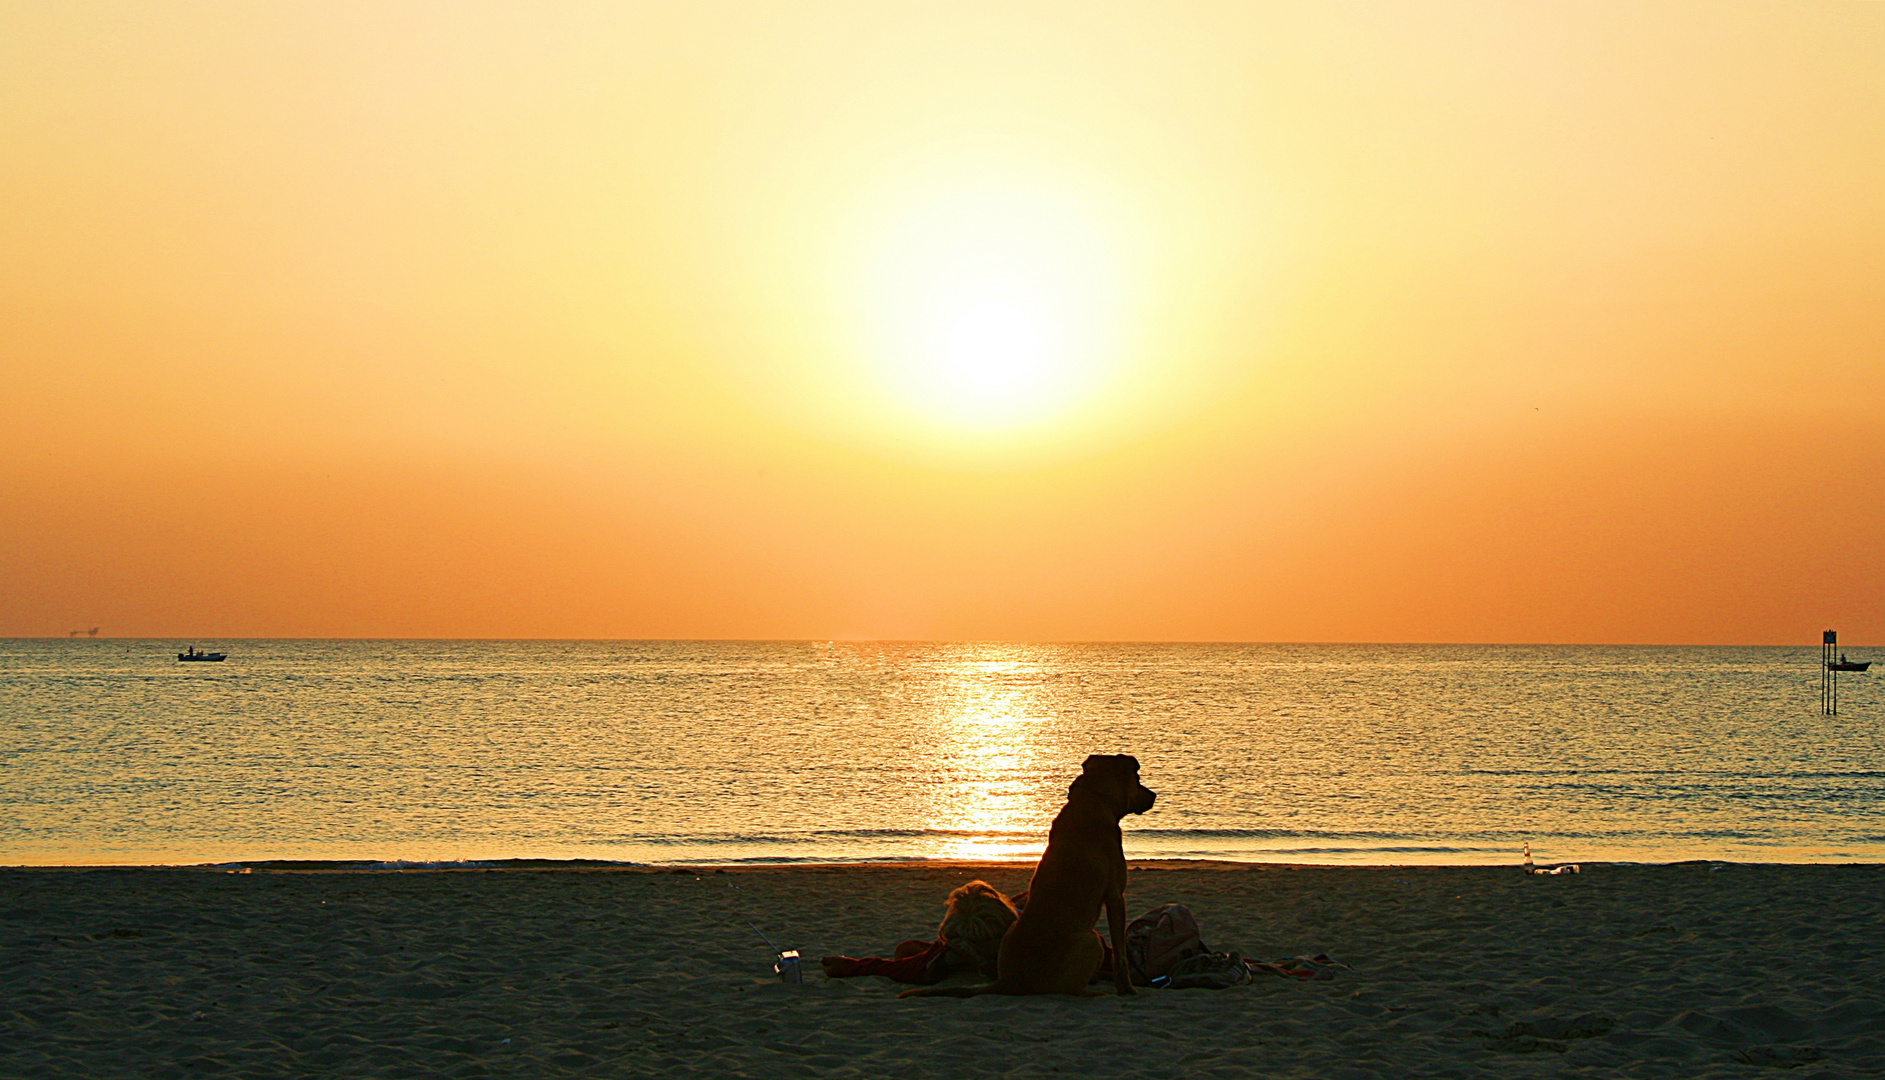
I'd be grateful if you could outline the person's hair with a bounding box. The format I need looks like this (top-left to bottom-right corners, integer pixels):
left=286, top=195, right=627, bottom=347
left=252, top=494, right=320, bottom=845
left=937, top=880, right=1017, bottom=944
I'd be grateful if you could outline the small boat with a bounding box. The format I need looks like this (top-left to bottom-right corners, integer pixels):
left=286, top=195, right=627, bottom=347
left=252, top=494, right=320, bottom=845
left=178, top=646, right=226, bottom=662
left=1828, top=654, right=1871, bottom=673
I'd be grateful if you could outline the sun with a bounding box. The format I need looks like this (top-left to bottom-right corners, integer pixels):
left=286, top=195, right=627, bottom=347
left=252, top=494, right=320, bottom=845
left=857, top=185, right=1126, bottom=430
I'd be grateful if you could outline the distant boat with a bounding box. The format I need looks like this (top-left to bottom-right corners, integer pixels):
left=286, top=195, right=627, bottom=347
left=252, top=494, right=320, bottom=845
left=1828, top=654, right=1871, bottom=673
left=178, top=647, right=226, bottom=662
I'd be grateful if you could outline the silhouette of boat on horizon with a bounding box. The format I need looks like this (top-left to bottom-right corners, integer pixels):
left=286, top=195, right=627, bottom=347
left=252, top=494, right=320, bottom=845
left=178, top=646, right=226, bottom=662
left=1827, top=654, right=1871, bottom=673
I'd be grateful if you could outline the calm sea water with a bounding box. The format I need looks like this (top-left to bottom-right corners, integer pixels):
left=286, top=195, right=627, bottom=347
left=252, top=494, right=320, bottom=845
left=2, top=640, right=1880, bottom=867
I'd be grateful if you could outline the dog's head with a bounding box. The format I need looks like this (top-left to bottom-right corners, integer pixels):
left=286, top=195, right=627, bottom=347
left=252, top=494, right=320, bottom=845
left=1069, top=754, right=1156, bottom=818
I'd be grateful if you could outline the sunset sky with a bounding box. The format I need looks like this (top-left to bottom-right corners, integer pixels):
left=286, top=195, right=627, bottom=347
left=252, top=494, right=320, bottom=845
left=4, top=1, right=1881, bottom=643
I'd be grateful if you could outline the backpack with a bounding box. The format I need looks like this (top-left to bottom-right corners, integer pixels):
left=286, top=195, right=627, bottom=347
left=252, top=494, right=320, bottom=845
left=1123, top=903, right=1207, bottom=984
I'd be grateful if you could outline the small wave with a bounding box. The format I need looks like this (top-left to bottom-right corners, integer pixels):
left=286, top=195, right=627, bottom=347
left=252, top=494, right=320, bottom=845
left=614, top=828, right=1037, bottom=845
left=621, top=826, right=1463, bottom=844
left=605, top=826, right=1654, bottom=847
left=360, top=859, right=498, bottom=870
left=1210, top=845, right=1482, bottom=856
left=706, top=853, right=942, bottom=865
left=1466, top=767, right=1885, bottom=780
left=808, top=827, right=1040, bottom=840
left=1130, top=827, right=1426, bottom=841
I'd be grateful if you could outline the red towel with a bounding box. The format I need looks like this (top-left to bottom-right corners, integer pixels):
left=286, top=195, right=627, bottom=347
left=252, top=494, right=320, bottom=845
left=823, top=939, right=949, bottom=983
left=826, top=936, right=1121, bottom=985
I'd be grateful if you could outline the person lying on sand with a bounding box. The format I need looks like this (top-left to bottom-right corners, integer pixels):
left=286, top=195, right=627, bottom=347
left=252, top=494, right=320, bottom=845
left=821, top=880, right=1020, bottom=985
left=824, top=881, right=1155, bottom=988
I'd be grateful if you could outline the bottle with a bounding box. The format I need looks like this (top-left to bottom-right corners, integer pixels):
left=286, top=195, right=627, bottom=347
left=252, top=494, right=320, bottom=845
left=775, top=949, right=803, bottom=984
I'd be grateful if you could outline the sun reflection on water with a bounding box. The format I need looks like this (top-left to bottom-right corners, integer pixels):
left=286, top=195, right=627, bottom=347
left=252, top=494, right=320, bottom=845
left=913, top=648, right=1065, bottom=861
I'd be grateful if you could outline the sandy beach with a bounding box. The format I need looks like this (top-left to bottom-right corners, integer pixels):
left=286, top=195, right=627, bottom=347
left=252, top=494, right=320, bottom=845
left=3, top=861, right=1879, bottom=1078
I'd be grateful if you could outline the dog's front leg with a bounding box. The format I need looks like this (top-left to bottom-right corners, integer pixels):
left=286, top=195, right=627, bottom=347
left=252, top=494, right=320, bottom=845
left=1104, top=887, right=1134, bottom=995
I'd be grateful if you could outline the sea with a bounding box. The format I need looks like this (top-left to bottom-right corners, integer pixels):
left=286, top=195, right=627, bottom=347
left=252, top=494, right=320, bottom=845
left=2, top=640, right=1880, bottom=867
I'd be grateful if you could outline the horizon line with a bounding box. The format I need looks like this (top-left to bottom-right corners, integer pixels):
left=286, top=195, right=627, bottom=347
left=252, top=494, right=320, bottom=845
left=9, top=635, right=1871, bottom=648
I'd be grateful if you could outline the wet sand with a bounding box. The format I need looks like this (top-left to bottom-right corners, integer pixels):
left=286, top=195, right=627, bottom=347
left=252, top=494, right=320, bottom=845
left=2, top=861, right=1879, bottom=1078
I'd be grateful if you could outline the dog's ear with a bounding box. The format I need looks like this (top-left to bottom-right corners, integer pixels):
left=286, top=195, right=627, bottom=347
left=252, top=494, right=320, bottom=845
left=1080, top=754, right=1139, bottom=779
left=1070, top=760, right=1094, bottom=798
left=1070, top=755, right=1106, bottom=800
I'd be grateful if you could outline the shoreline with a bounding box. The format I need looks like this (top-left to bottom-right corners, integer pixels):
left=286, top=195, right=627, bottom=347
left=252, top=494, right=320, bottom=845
left=6, top=854, right=1880, bottom=872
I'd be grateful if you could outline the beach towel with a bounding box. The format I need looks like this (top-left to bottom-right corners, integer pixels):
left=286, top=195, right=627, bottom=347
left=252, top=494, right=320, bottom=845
left=823, top=939, right=949, bottom=983
left=1165, top=950, right=1253, bottom=990
left=1245, top=953, right=1348, bottom=981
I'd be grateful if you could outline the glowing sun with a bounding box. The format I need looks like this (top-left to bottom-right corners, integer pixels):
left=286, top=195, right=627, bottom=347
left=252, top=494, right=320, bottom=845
left=859, top=186, right=1125, bottom=430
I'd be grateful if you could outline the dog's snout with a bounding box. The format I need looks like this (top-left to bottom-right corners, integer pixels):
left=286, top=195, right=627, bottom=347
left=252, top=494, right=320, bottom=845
left=1133, top=785, right=1156, bottom=814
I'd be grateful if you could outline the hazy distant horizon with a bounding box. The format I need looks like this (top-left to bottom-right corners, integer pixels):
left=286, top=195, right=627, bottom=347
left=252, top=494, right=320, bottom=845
left=18, top=635, right=1880, bottom=646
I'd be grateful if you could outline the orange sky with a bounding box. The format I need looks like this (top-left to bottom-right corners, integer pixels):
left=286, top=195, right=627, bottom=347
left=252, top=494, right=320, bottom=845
left=3, top=2, right=1881, bottom=643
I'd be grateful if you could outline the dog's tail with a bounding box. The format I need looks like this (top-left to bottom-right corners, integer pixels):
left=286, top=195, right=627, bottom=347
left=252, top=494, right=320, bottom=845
left=897, top=983, right=1001, bottom=999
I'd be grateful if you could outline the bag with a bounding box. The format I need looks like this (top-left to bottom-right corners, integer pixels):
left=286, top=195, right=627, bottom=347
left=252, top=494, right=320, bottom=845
left=1123, top=903, right=1206, bottom=984
left=1165, top=950, right=1253, bottom=990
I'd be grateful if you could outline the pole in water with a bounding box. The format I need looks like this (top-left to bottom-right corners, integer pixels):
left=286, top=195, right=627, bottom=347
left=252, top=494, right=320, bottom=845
left=1823, top=630, right=1838, bottom=716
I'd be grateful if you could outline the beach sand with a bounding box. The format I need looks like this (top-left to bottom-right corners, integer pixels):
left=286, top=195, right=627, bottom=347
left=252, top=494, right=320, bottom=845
left=3, top=861, right=1879, bottom=1078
